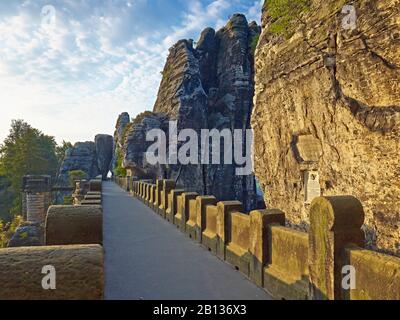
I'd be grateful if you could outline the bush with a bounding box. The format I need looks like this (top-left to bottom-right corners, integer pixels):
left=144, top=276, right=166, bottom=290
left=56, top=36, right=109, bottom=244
left=267, top=0, right=311, bottom=37
left=114, top=146, right=127, bottom=177
left=0, top=215, right=24, bottom=248
left=63, top=196, right=73, bottom=205
left=68, top=170, right=88, bottom=187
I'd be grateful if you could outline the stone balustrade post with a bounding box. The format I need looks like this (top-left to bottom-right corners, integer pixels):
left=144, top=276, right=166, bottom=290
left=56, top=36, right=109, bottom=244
left=160, top=180, right=175, bottom=218
left=309, top=196, right=365, bottom=300
left=195, top=196, right=217, bottom=243
left=154, top=180, right=163, bottom=213
left=166, top=189, right=185, bottom=223
left=249, top=209, right=285, bottom=286
left=216, top=201, right=244, bottom=260
left=177, top=193, right=198, bottom=231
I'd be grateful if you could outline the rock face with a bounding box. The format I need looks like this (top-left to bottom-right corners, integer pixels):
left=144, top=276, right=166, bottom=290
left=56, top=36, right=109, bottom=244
left=119, top=14, right=261, bottom=210
left=112, top=112, right=130, bottom=173
left=57, top=142, right=99, bottom=187
left=95, top=134, right=113, bottom=179
left=56, top=136, right=113, bottom=201
left=123, top=112, right=169, bottom=179
left=252, top=0, right=400, bottom=255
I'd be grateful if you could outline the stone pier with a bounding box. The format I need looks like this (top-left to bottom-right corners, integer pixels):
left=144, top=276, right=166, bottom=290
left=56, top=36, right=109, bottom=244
left=22, top=175, right=52, bottom=224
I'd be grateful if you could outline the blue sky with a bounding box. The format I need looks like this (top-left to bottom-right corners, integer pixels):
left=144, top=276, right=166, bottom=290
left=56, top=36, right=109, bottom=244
left=0, top=0, right=263, bottom=144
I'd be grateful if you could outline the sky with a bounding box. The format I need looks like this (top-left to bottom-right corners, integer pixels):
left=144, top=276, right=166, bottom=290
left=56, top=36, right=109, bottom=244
left=0, top=0, right=263, bottom=145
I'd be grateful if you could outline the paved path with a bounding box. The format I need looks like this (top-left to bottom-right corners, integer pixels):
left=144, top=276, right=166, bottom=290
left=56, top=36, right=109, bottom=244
left=103, top=181, right=272, bottom=300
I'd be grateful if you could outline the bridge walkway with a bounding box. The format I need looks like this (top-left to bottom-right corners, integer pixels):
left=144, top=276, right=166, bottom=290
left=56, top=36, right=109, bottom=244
left=102, top=181, right=272, bottom=300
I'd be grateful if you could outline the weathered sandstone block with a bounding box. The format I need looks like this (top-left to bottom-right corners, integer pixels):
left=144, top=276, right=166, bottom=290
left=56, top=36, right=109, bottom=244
left=195, top=196, right=217, bottom=243
left=249, top=209, right=285, bottom=287
left=0, top=245, right=103, bottom=300
left=309, top=196, right=364, bottom=300
left=89, top=179, right=102, bottom=192
left=202, top=205, right=219, bottom=255
left=166, top=189, right=185, bottom=224
left=185, top=199, right=198, bottom=240
left=45, top=205, right=103, bottom=246
left=344, top=245, right=400, bottom=300
left=216, top=201, right=244, bottom=260
left=264, top=226, right=309, bottom=300
left=226, top=212, right=252, bottom=276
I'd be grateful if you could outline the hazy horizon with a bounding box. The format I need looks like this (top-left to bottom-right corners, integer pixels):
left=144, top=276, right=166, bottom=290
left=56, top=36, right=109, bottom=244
left=0, top=0, right=262, bottom=145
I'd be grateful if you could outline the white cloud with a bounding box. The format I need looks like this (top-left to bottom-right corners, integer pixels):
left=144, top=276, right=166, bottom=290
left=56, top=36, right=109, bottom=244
left=0, top=0, right=262, bottom=145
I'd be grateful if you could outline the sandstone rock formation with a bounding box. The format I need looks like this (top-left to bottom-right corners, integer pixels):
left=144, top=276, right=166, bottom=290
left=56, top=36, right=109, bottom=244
left=95, top=134, right=114, bottom=180
left=123, top=112, right=169, bottom=179
left=118, top=14, right=262, bottom=210
left=57, top=136, right=113, bottom=187
left=55, top=136, right=113, bottom=204
left=57, top=142, right=99, bottom=187
left=112, top=112, right=130, bottom=173
left=252, top=0, right=400, bottom=255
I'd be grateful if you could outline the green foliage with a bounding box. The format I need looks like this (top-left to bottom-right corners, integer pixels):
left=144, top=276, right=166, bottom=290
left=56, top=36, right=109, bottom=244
left=122, top=122, right=134, bottom=143
left=0, top=120, right=58, bottom=221
left=68, top=170, right=88, bottom=186
left=132, top=111, right=156, bottom=128
left=0, top=215, right=24, bottom=248
left=56, top=140, right=73, bottom=167
left=0, top=176, right=13, bottom=222
left=114, top=146, right=127, bottom=177
left=266, top=0, right=310, bottom=37
left=251, top=34, right=260, bottom=54
left=63, top=196, right=73, bottom=205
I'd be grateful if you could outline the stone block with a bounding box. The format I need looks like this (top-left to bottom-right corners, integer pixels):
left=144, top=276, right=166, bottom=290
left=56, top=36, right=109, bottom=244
left=343, top=245, right=400, bottom=300
left=263, top=226, right=309, bottom=300
left=177, top=193, right=198, bottom=232
left=226, top=212, right=251, bottom=277
left=216, top=201, right=243, bottom=260
left=89, top=179, right=102, bottom=192
left=202, top=205, right=218, bottom=255
left=249, top=209, right=285, bottom=287
left=195, top=196, right=217, bottom=243
left=45, top=205, right=103, bottom=245
left=309, top=196, right=365, bottom=300
left=166, top=189, right=184, bottom=224
left=185, top=199, right=197, bottom=240
left=159, top=180, right=176, bottom=218
left=0, top=245, right=103, bottom=300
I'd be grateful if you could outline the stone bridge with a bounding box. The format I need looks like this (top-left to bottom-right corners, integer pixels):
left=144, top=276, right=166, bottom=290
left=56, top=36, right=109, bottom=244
left=0, top=176, right=399, bottom=300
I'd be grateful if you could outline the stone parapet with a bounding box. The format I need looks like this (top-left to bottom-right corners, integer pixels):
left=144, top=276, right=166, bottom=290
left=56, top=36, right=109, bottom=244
left=0, top=245, right=104, bottom=300
left=45, top=205, right=103, bottom=246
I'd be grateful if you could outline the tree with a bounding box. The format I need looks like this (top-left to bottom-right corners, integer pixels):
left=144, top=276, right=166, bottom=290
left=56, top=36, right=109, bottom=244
left=56, top=140, right=73, bottom=167
left=114, top=146, right=127, bottom=177
left=68, top=170, right=88, bottom=186
left=0, top=120, right=58, bottom=219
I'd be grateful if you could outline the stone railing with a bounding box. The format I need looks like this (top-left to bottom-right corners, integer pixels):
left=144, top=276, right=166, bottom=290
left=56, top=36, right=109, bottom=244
left=123, top=178, right=400, bottom=300
left=0, top=178, right=104, bottom=300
